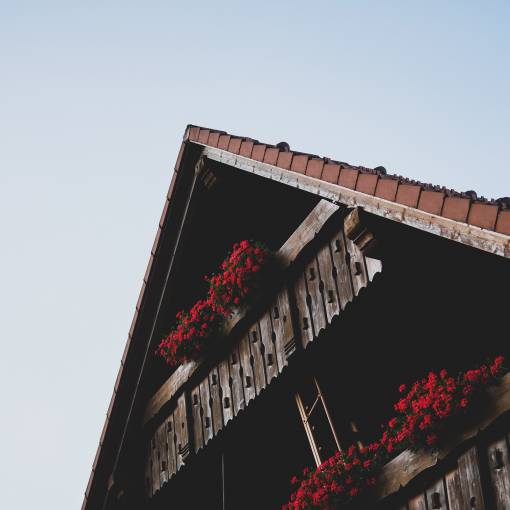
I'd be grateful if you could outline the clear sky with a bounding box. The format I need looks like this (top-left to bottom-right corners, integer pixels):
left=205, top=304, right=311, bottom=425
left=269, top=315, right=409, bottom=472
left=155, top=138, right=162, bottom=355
left=1, top=1, right=509, bottom=508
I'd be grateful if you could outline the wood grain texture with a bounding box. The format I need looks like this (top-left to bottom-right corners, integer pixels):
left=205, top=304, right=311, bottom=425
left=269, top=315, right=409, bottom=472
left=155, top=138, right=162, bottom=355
left=304, top=257, right=327, bottom=338
left=208, top=367, right=223, bottom=435
left=277, top=199, right=340, bottom=267
left=228, top=345, right=245, bottom=416
left=249, top=323, right=267, bottom=395
left=487, top=435, right=510, bottom=509
left=329, top=231, right=354, bottom=310
left=294, top=272, right=313, bottom=348
left=190, top=386, right=203, bottom=452
left=218, top=358, right=233, bottom=425
left=165, top=415, right=177, bottom=479
left=199, top=378, right=213, bottom=445
left=425, top=478, right=447, bottom=510
left=445, top=465, right=466, bottom=510
left=238, top=335, right=256, bottom=404
left=258, top=309, right=278, bottom=382
left=316, top=242, right=341, bottom=323
left=457, top=447, right=485, bottom=510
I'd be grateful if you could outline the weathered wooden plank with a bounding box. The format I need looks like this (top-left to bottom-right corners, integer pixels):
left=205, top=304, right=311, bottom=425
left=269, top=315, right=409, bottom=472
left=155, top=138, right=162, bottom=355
left=144, top=361, right=198, bottom=424
left=238, top=335, right=256, bottom=404
left=316, top=242, right=341, bottom=323
left=294, top=272, right=313, bottom=348
left=365, top=256, right=382, bottom=281
left=258, top=310, right=278, bottom=383
left=199, top=377, right=213, bottom=445
left=487, top=436, right=510, bottom=509
left=208, top=367, right=223, bottom=435
left=156, top=422, right=168, bottom=487
left=277, top=199, right=340, bottom=267
left=190, top=385, right=203, bottom=452
left=217, top=358, right=233, bottom=425
left=228, top=345, right=245, bottom=416
left=249, top=323, right=267, bottom=394
left=174, top=394, right=189, bottom=470
left=425, top=477, right=448, bottom=510
left=345, top=236, right=368, bottom=296
left=273, top=288, right=295, bottom=366
left=458, top=447, right=485, bottom=510
left=305, top=256, right=327, bottom=337
left=408, top=492, right=427, bottom=510
left=329, top=230, right=354, bottom=309
left=165, top=414, right=177, bottom=479
left=445, top=465, right=466, bottom=510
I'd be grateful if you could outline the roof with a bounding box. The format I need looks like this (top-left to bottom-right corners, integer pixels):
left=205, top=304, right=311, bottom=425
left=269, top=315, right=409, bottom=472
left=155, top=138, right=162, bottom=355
left=82, top=124, right=510, bottom=510
left=187, top=125, right=510, bottom=237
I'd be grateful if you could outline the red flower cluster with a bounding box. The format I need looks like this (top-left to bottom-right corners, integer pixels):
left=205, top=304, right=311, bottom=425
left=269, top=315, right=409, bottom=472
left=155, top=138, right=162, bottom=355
left=158, top=240, right=273, bottom=367
left=158, top=299, right=223, bottom=366
left=284, top=356, right=506, bottom=510
left=207, top=240, right=272, bottom=314
left=385, top=355, right=505, bottom=453
left=283, top=446, right=379, bottom=510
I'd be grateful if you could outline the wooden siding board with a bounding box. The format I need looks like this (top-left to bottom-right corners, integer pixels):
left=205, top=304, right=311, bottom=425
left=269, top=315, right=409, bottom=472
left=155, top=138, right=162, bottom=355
left=259, top=309, right=279, bottom=383
left=329, top=230, right=354, bottom=309
left=239, top=335, right=256, bottom=404
left=305, top=256, right=327, bottom=338
left=190, top=386, right=204, bottom=452
left=228, top=345, right=245, bottom=416
left=218, top=358, right=234, bottom=425
left=249, top=323, right=267, bottom=395
left=165, top=415, right=177, bottom=479
left=457, top=447, right=485, bottom=510
left=273, top=288, right=294, bottom=368
left=487, top=435, right=510, bottom=509
left=294, top=272, right=313, bottom=348
left=445, top=465, right=466, bottom=510
left=425, top=478, right=448, bottom=510
left=208, top=367, right=223, bottom=435
left=199, top=377, right=213, bottom=445
left=316, top=242, right=341, bottom=323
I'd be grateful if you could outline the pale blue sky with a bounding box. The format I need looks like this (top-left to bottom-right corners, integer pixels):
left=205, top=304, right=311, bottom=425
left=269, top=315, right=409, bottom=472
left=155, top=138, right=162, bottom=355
left=0, top=2, right=509, bottom=508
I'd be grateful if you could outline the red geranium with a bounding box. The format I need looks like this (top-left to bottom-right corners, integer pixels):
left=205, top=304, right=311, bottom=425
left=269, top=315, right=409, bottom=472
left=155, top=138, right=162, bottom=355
left=207, top=240, right=273, bottom=314
left=284, top=356, right=506, bottom=510
left=158, top=240, right=274, bottom=367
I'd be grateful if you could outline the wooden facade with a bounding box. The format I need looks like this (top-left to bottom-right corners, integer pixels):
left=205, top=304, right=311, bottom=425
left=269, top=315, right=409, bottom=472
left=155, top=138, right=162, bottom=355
left=83, top=126, right=510, bottom=510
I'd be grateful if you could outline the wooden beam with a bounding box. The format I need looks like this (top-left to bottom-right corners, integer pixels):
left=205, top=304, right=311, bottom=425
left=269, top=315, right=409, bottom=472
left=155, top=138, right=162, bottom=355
left=143, top=199, right=340, bottom=425
left=201, top=145, right=510, bottom=259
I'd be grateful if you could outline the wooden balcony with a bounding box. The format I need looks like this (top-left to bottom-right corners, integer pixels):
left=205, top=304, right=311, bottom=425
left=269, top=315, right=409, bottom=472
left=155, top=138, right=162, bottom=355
left=142, top=200, right=381, bottom=499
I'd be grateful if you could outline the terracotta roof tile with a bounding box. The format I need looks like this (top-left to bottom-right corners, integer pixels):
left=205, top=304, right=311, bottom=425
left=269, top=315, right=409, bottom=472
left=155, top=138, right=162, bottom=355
left=263, top=147, right=279, bottom=165
left=467, top=202, right=498, bottom=230
left=356, top=173, right=378, bottom=195
left=375, top=178, right=398, bottom=201
left=338, top=167, right=359, bottom=189
left=396, top=183, right=421, bottom=208
left=442, top=196, right=471, bottom=223
left=322, top=163, right=341, bottom=184
left=277, top=151, right=293, bottom=170
left=305, top=158, right=323, bottom=178
left=227, top=137, right=242, bottom=154
left=418, top=190, right=445, bottom=216
left=496, top=210, right=510, bottom=235
left=252, top=144, right=266, bottom=161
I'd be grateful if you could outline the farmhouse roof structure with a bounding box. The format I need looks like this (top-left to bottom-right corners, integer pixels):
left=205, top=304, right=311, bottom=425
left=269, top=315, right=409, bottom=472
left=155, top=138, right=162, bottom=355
left=82, top=125, right=510, bottom=510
